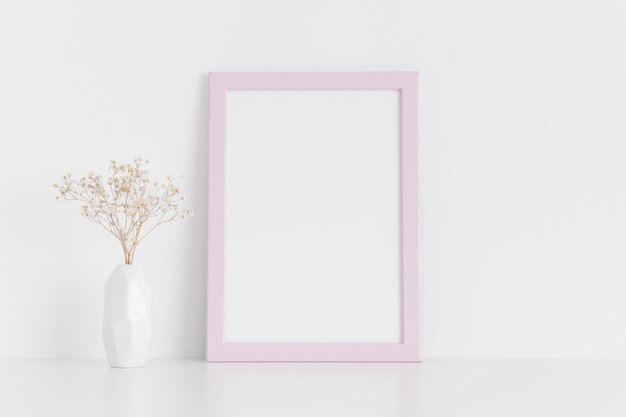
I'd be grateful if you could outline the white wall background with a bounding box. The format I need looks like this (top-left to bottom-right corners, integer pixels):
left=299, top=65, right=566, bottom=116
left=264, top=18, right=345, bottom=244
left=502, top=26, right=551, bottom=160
left=1, top=0, right=626, bottom=359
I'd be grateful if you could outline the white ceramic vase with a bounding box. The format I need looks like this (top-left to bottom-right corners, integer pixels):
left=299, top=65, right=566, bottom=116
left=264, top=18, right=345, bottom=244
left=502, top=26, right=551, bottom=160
left=103, top=264, right=152, bottom=368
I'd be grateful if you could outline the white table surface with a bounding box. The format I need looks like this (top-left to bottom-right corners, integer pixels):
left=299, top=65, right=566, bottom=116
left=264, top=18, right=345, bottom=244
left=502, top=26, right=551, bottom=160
left=0, top=358, right=624, bottom=416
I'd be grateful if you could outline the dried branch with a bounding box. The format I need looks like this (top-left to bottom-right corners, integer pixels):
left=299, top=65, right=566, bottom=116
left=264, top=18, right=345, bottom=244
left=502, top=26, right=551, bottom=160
left=54, top=158, right=193, bottom=264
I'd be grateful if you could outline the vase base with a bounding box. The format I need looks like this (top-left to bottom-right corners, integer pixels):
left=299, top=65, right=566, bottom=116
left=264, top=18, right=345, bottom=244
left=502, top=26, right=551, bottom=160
left=109, top=364, right=146, bottom=369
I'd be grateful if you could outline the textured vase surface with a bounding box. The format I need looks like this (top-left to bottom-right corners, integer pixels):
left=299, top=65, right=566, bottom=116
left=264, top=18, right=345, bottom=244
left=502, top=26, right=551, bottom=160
left=103, top=264, right=152, bottom=368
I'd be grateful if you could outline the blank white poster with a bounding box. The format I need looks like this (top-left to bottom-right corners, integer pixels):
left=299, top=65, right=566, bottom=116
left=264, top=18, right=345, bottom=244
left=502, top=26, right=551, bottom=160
left=224, top=90, right=401, bottom=343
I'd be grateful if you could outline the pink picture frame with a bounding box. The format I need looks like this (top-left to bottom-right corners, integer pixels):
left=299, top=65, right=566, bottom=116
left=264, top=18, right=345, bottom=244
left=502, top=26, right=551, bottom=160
left=207, top=72, right=419, bottom=362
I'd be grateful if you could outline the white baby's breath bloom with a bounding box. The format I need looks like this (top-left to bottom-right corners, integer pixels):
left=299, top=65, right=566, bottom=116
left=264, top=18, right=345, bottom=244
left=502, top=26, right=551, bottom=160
left=55, top=158, right=192, bottom=265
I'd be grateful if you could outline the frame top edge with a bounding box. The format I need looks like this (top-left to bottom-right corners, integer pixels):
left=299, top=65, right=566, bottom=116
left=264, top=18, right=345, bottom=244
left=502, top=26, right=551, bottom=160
left=208, top=71, right=418, bottom=90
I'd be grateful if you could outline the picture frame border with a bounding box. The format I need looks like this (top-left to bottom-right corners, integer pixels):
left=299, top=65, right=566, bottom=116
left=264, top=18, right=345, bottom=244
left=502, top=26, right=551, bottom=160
left=207, top=72, right=419, bottom=362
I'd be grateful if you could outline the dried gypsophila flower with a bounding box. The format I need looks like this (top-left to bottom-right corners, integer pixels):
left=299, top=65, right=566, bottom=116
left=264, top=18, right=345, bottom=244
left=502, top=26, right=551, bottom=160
left=54, top=158, right=193, bottom=264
